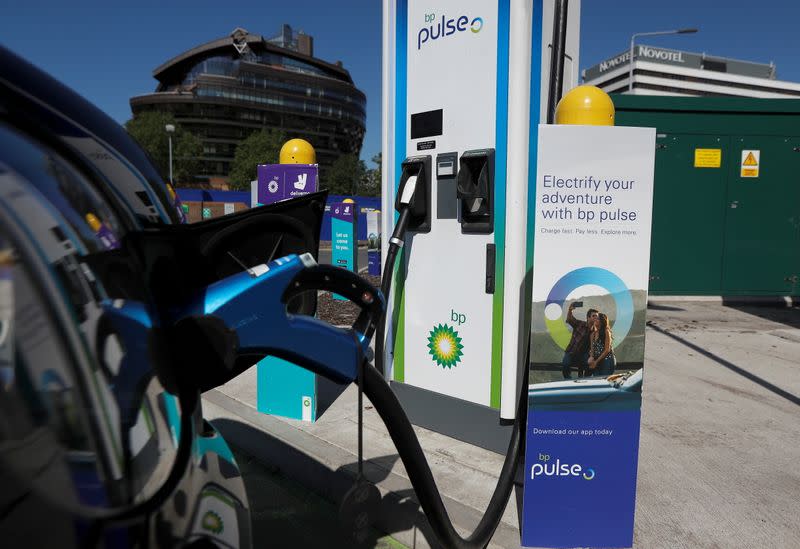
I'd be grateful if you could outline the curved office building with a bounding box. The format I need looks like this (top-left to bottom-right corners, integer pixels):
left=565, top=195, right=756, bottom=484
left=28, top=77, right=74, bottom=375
left=130, top=26, right=366, bottom=184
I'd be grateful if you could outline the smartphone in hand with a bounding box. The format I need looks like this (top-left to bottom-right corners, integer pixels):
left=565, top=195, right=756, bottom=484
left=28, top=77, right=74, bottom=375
left=573, top=300, right=583, bottom=308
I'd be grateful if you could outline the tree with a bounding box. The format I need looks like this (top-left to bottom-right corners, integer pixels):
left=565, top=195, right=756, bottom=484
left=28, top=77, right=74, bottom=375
left=173, top=131, right=203, bottom=184
left=125, top=111, right=201, bottom=184
left=325, top=153, right=367, bottom=196
left=228, top=129, right=286, bottom=190
left=360, top=152, right=382, bottom=197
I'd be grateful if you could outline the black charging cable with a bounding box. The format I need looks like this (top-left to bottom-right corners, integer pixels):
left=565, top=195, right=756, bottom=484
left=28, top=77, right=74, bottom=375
left=363, top=356, right=526, bottom=549
left=367, top=194, right=528, bottom=548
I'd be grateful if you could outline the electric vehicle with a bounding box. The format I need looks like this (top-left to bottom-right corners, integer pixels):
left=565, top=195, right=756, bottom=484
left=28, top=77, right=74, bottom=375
left=0, top=147, right=376, bottom=548
left=0, top=123, right=381, bottom=548
left=0, top=46, right=373, bottom=547
left=0, top=44, right=531, bottom=549
left=0, top=141, right=251, bottom=546
left=0, top=46, right=326, bottom=548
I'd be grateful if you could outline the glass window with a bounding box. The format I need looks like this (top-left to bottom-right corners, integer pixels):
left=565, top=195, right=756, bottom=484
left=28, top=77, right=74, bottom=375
left=0, top=238, right=94, bottom=454
left=0, top=224, right=168, bottom=507
left=0, top=234, right=119, bottom=511
left=0, top=124, right=122, bottom=254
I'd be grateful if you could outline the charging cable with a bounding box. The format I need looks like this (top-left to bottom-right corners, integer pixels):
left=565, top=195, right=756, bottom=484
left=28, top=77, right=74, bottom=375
left=368, top=170, right=526, bottom=548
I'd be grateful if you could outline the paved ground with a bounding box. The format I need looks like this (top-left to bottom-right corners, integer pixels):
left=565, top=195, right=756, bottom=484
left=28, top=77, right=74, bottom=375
left=635, top=301, right=799, bottom=549
left=232, top=447, right=407, bottom=548
left=205, top=301, right=799, bottom=548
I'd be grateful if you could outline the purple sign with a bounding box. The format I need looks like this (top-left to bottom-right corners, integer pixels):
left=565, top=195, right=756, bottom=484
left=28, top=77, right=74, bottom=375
left=255, top=164, right=318, bottom=206
left=96, top=224, right=120, bottom=250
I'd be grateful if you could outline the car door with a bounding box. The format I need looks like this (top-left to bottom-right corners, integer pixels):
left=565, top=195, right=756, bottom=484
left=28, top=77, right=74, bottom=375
left=0, top=125, right=250, bottom=547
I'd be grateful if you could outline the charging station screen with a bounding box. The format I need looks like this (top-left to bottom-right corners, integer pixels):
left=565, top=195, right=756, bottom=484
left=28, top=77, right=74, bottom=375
left=410, top=109, right=443, bottom=139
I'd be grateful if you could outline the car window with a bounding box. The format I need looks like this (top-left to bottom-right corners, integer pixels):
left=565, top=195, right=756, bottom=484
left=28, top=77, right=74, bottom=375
left=0, top=235, right=113, bottom=513
left=0, top=147, right=169, bottom=506
left=0, top=123, right=122, bottom=253
left=0, top=241, right=93, bottom=450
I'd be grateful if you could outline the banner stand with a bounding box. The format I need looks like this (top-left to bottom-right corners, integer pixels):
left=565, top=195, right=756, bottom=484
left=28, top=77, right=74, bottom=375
left=522, top=124, right=655, bottom=548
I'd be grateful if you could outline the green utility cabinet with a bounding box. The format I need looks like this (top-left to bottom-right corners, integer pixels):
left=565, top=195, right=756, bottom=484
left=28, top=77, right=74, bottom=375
left=614, top=96, right=800, bottom=296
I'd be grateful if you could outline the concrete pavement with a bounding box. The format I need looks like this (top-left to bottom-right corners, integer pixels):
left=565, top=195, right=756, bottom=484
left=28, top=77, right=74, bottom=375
left=635, top=301, right=799, bottom=548
left=231, top=447, right=407, bottom=548
left=204, top=301, right=800, bottom=548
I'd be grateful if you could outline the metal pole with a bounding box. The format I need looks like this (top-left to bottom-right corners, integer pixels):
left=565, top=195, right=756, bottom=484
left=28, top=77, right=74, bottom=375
left=546, top=0, right=569, bottom=124
left=627, top=29, right=698, bottom=93
left=628, top=36, right=635, bottom=92
left=168, top=135, right=173, bottom=185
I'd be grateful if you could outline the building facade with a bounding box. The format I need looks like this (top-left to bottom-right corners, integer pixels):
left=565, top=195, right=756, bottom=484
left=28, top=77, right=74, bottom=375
left=583, top=44, right=800, bottom=99
left=130, top=26, right=366, bottom=184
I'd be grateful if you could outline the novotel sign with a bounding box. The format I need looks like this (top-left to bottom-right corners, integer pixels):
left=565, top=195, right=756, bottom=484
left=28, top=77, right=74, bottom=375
left=584, top=45, right=692, bottom=81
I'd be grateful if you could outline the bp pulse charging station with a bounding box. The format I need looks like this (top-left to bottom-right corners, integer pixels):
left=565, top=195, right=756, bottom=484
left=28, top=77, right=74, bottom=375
left=381, top=0, right=581, bottom=450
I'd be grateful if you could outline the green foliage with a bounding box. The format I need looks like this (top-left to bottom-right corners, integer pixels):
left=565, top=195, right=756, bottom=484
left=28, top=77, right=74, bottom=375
left=324, top=153, right=367, bottom=196
left=125, top=111, right=201, bottom=184
left=228, top=129, right=286, bottom=190
left=173, top=131, right=203, bottom=183
left=362, top=152, right=382, bottom=197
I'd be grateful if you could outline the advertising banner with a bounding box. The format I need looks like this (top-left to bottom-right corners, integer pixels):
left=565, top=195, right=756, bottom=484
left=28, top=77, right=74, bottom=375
left=522, top=125, right=655, bottom=548
left=331, top=201, right=358, bottom=300
left=366, top=209, right=381, bottom=276
left=253, top=163, right=318, bottom=206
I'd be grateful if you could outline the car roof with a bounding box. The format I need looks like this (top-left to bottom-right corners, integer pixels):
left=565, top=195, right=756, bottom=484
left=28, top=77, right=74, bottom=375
left=0, top=45, right=182, bottom=228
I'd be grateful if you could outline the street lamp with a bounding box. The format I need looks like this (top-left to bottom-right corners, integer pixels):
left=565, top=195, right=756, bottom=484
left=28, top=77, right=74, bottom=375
left=165, top=123, right=175, bottom=184
left=628, top=28, right=698, bottom=92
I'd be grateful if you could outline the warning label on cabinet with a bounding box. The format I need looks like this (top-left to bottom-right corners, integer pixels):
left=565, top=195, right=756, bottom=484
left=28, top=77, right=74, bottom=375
left=741, top=150, right=760, bottom=178
left=694, top=148, right=721, bottom=168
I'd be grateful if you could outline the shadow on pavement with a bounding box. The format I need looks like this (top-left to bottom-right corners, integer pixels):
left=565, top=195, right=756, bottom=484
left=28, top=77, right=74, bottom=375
left=647, top=303, right=686, bottom=311
left=316, top=376, right=349, bottom=418
left=213, top=418, right=433, bottom=548
left=723, top=302, right=800, bottom=330
left=648, top=322, right=800, bottom=407
left=335, top=456, right=441, bottom=549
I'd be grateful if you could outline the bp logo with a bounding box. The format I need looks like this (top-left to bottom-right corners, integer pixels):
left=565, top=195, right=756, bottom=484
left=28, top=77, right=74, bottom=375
left=544, top=267, right=634, bottom=349
left=201, top=510, right=224, bottom=534
left=427, top=324, right=463, bottom=369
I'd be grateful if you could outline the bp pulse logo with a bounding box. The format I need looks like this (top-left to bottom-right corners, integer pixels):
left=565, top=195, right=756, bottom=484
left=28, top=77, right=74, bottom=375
left=543, top=267, right=634, bottom=348
left=418, top=12, right=483, bottom=50
left=427, top=321, right=464, bottom=369
left=531, top=453, right=595, bottom=481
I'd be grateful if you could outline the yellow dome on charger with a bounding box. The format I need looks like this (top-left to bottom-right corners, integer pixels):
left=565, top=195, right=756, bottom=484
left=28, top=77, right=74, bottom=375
left=554, top=85, right=615, bottom=126
left=279, top=138, right=316, bottom=164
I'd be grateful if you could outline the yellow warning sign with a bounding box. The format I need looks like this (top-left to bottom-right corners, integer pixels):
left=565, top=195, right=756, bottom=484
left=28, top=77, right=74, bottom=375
left=740, top=149, right=760, bottom=178
left=694, top=148, right=722, bottom=168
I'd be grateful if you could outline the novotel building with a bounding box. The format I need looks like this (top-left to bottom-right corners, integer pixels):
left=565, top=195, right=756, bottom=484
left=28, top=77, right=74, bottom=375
left=582, top=44, right=800, bottom=98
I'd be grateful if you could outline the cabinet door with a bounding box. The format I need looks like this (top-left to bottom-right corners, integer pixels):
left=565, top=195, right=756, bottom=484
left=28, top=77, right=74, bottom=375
left=723, top=137, right=800, bottom=295
left=649, top=134, right=729, bottom=294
